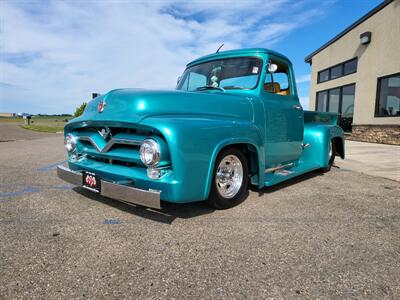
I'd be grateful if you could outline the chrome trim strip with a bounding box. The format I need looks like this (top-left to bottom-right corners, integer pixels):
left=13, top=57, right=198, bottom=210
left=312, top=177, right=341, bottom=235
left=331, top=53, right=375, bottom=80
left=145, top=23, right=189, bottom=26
left=102, top=138, right=141, bottom=152
left=265, top=163, right=294, bottom=173
left=56, top=165, right=161, bottom=209
left=78, top=136, right=142, bottom=153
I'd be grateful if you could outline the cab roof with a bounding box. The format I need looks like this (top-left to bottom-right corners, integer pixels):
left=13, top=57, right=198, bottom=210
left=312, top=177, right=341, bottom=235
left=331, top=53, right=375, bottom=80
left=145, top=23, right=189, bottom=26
left=187, top=48, right=291, bottom=67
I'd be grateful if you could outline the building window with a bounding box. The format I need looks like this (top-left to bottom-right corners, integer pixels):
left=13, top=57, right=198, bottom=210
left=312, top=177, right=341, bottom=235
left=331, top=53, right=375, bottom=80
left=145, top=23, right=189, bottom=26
left=375, top=73, right=400, bottom=117
left=317, top=58, right=357, bottom=83
left=316, top=83, right=355, bottom=132
left=318, top=70, right=330, bottom=83
left=328, top=88, right=340, bottom=112
left=330, top=66, right=342, bottom=80
left=344, top=59, right=357, bottom=75
left=316, top=91, right=328, bottom=112
left=342, top=85, right=355, bottom=118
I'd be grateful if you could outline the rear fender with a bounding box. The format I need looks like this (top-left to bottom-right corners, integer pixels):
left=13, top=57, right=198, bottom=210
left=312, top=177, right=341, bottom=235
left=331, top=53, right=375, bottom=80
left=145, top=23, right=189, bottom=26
left=303, top=124, right=344, bottom=168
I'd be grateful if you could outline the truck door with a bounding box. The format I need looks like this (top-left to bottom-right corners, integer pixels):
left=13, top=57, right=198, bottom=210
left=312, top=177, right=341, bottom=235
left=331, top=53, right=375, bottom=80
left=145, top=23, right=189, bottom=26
left=261, top=56, right=304, bottom=167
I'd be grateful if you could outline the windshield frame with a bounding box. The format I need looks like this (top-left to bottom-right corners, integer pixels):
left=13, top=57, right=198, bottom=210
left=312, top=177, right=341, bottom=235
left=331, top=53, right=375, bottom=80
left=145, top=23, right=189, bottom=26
left=177, top=56, right=264, bottom=91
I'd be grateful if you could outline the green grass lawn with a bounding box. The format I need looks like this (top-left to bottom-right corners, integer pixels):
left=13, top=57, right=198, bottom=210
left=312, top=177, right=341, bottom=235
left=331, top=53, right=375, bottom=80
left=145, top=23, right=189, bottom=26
left=0, top=116, right=73, bottom=133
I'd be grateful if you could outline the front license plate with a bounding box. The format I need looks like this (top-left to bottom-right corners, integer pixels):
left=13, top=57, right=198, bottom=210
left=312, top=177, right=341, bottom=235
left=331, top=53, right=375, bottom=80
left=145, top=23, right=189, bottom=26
left=82, top=171, right=101, bottom=192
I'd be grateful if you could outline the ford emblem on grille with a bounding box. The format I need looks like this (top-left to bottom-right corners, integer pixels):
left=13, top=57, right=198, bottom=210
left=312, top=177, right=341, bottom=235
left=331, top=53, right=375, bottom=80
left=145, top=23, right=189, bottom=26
left=99, top=127, right=112, bottom=140
left=97, top=100, right=106, bottom=113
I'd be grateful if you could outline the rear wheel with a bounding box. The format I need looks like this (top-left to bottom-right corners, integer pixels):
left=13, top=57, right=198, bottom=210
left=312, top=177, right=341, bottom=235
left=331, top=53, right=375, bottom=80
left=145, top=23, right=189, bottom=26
left=321, top=139, right=336, bottom=172
left=207, top=147, right=249, bottom=209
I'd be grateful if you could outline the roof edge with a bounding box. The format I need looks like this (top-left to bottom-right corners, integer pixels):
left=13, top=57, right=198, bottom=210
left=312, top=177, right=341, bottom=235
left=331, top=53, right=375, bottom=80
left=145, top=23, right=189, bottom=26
left=187, top=48, right=291, bottom=67
left=304, top=0, right=393, bottom=63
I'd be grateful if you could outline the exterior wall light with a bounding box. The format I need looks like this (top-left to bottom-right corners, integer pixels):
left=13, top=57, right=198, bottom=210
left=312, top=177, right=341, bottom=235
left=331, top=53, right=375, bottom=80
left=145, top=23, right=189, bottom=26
left=360, top=31, right=371, bottom=45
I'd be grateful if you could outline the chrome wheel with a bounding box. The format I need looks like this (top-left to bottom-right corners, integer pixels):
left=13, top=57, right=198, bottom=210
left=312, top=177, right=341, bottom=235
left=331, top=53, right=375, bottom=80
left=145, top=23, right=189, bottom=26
left=215, top=154, right=243, bottom=199
left=329, top=141, right=333, bottom=159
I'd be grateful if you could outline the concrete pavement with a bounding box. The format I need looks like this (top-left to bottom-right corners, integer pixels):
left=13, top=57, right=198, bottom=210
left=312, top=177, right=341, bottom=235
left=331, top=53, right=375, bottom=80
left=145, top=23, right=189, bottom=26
left=336, top=140, right=400, bottom=182
left=0, top=123, right=59, bottom=142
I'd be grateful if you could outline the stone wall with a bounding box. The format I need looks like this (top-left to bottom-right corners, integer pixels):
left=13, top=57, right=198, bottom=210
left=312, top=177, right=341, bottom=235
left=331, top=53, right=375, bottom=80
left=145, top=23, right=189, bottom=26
left=349, top=125, right=400, bottom=145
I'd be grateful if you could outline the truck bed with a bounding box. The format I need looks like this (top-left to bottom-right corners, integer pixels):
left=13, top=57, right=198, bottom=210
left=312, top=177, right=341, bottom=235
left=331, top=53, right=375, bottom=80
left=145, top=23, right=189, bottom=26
left=304, top=110, right=339, bottom=126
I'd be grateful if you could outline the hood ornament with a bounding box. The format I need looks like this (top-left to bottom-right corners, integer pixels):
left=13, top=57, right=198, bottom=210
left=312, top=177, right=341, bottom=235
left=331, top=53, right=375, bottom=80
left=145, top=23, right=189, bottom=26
left=97, top=100, right=106, bottom=113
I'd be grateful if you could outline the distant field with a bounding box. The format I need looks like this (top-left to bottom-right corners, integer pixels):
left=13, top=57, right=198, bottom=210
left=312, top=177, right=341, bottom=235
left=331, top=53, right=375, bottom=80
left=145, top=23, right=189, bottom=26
left=0, top=117, right=23, bottom=123
left=0, top=116, right=73, bottom=133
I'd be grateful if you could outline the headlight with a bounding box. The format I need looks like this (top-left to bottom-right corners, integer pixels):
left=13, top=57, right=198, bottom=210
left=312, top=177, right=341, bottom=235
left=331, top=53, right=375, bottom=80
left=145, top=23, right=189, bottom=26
left=140, top=139, right=161, bottom=166
left=64, top=133, right=77, bottom=153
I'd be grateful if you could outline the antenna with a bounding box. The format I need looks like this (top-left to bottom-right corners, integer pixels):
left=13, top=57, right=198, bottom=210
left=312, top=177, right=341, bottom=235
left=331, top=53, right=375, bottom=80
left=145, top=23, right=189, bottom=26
left=216, top=43, right=224, bottom=53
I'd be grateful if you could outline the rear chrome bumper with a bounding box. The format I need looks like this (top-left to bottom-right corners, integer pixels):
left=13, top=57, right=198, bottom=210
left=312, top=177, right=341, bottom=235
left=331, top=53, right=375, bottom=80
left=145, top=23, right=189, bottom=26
left=57, top=165, right=161, bottom=209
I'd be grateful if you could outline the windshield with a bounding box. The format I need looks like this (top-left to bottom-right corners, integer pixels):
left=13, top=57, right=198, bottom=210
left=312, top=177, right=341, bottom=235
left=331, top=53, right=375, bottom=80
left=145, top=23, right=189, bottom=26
left=177, top=57, right=263, bottom=91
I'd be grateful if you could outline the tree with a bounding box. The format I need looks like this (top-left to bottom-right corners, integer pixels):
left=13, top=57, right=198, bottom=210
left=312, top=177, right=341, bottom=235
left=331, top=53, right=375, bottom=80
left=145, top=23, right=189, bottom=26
left=74, top=102, right=87, bottom=117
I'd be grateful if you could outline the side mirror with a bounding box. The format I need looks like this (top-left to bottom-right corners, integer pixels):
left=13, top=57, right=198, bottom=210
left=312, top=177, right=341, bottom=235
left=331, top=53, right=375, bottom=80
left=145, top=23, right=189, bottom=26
left=267, top=63, right=278, bottom=73
left=92, top=93, right=100, bottom=99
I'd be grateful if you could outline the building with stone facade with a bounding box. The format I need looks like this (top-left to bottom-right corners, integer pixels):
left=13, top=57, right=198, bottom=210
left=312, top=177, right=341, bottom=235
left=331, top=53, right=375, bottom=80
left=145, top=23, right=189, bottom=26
left=305, top=0, right=399, bottom=144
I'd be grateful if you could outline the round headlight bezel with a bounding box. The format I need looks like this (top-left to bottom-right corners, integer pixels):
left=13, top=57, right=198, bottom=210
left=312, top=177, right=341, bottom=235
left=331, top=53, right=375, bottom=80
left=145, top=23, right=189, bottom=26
left=139, top=139, right=161, bottom=167
left=64, top=133, right=77, bottom=153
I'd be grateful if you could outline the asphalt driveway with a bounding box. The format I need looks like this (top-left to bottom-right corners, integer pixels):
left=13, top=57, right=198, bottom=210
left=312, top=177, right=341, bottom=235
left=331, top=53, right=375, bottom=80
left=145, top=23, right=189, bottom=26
left=0, top=133, right=399, bottom=299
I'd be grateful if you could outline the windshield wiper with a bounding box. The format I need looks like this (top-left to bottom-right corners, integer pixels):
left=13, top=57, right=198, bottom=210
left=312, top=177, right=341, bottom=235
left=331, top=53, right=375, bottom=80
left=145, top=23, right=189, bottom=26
left=195, top=85, right=225, bottom=92
left=221, top=85, right=246, bottom=90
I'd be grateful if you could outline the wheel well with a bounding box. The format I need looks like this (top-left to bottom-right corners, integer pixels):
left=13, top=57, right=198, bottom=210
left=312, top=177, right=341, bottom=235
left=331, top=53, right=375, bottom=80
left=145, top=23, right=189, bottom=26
left=332, top=137, right=344, bottom=159
left=219, top=143, right=259, bottom=177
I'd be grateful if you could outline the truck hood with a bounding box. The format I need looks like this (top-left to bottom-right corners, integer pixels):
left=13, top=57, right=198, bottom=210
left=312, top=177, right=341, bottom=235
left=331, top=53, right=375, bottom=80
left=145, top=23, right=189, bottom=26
left=69, top=89, right=254, bottom=127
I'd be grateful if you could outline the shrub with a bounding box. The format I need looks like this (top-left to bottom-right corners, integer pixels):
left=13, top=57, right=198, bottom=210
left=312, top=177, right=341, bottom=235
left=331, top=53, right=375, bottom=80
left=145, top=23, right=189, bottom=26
left=74, top=102, right=87, bottom=117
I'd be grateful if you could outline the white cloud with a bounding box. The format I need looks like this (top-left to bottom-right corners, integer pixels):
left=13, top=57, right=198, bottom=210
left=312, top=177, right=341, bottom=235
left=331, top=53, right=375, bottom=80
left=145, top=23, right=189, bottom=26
left=1, top=0, right=327, bottom=114
left=299, top=96, right=309, bottom=109
left=296, top=74, right=311, bottom=84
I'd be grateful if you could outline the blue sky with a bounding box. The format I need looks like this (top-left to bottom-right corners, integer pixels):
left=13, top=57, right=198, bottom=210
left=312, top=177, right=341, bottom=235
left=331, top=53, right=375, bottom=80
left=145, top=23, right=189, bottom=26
left=0, top=0, right=382, bottom=114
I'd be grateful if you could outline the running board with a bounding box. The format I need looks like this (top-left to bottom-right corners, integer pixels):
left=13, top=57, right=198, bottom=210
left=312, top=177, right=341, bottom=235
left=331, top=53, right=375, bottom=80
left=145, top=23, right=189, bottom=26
left=264, top=161, right=320, bottom=186
left=265, top=163, right=294, bottom=174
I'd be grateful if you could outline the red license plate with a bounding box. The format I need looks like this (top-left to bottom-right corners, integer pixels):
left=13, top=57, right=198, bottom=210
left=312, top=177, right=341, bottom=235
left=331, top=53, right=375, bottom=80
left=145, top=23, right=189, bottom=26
left=82, top=171, right=101, bottom=192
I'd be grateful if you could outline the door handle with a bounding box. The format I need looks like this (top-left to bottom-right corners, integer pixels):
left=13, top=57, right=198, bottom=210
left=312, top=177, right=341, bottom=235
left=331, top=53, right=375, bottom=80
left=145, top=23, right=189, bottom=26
left=292, top=105, right=302, bottom=111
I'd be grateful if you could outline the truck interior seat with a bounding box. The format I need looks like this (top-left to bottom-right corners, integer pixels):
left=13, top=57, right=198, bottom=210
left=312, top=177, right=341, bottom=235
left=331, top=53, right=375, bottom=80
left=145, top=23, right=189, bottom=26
left=264, top=82, right=281, bottom=93
left=264, top=83, right=290, bottom=95
left=277, top=89, right=290, bottom=96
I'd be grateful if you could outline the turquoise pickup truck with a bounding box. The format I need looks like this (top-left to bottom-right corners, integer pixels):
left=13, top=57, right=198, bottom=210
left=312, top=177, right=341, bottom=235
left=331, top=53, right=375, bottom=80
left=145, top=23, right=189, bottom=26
left=57, top=48, right=344, bottom=209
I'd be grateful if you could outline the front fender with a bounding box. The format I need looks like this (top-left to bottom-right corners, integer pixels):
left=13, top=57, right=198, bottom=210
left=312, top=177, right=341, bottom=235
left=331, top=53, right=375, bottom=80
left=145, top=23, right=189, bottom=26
left=205, top=132, right=265, bottom=198
left=140, top=116, right=263, bottom=202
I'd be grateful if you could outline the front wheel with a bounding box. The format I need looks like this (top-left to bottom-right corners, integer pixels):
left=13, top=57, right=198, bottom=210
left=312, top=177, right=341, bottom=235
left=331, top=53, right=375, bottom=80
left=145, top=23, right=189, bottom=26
left=206, top=148, right=249, bottom=209
left=320, top=139, right=336, bottom=173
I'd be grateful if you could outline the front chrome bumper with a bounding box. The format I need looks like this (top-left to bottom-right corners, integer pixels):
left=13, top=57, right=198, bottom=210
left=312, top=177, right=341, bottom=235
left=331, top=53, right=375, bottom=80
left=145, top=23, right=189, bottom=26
left=57, top=165, right=161, bottom=209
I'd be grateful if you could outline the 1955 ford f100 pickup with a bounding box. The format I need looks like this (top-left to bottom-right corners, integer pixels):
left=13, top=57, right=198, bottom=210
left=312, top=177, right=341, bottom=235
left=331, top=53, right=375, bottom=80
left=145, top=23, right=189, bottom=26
left=57, top=48, right=344, bottom=209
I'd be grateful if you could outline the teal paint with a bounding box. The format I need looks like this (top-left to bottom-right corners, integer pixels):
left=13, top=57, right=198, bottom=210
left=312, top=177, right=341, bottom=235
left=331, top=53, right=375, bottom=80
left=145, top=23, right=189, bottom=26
left=63, top=48, right=344, bottom=204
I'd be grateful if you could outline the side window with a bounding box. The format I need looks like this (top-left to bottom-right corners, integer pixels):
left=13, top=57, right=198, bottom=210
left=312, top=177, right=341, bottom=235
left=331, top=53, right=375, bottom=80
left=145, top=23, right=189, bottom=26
left=264, top=60, right=291, bottom=96
left=273, top=73, right=289, bottom=90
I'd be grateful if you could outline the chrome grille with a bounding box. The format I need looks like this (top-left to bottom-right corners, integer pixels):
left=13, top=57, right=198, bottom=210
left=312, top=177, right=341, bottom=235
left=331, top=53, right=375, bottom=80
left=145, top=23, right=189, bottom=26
left=74, top=127, right=152, bottom=166
left=77, top=135, right=142, bottom=153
